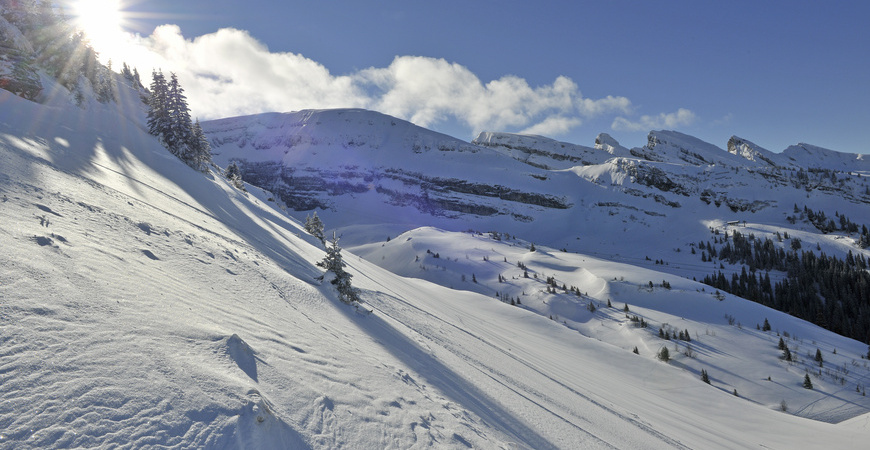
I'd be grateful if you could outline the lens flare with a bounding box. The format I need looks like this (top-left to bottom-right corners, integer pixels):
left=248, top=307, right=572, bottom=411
left=71, top=0, right=125, bottom=58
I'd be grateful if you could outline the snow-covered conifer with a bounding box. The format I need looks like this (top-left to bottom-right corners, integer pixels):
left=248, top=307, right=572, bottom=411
left=304, top=211, right=325, bottom=243
left=318, top=232, right=358, bottom=304
left=225, top=162, right=245, bottom=190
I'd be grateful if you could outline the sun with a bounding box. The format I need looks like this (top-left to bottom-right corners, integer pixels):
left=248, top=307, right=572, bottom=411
left=70, top=0, right=126, bottom=58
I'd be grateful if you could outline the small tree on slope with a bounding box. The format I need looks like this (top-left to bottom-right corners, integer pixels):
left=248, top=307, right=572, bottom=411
left=657, top=346, right=670, bottom=362
left=318, top=232, right=358, bottom=304
left=803, top=374, right=813, bottom=390
left=304, top=211, right=325, bottom=243
left=225, top=162, right=245, bottom=190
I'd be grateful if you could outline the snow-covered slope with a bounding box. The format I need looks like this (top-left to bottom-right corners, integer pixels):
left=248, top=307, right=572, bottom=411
left=353, top=227, right=870, bottom=425
left=783, top=143, right=870, bottom=172
left=5, top=76, right=870, bottom=448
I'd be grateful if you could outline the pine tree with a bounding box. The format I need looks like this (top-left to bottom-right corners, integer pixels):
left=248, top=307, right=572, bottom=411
left=778, top=337, right=786, bottom=350
left=783, top=346, right=792, bottom=361
left=318, top=232, right=358, bottom=304
left=304, top=211, right=325, bottom=243
left=146, top=70, right=211, bottom=171
left=762, top=318, right=771, bottom=331
left=803, top=373, right=813, bottom=389
left=187, top=119, right=212, bottom=172
left=225, top=162, right=245, bottom=190
left=814, top=348, right=824, bottom=367
left=147, top=70, right=170, bottom=139
left=701, top=369, right=710, bottom=384
left=657, top=346, right=670, bottom=362
left=165, top=72, right=192, bottom=155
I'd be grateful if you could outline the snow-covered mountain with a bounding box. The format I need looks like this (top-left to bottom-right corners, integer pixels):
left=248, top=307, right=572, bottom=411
left=203, top=109, right=870, bottom=256
left=6, top=78, right=870, bottom=448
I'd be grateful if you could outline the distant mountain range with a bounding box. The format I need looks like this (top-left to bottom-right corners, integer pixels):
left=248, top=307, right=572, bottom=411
left=202, top=108, right=870, bottom=251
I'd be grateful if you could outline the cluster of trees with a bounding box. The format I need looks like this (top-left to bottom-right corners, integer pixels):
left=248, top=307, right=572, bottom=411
left=146, top=70, right=211, bottom=172
left=788, top=204, right=864, bottom=236
left=659, top=327, right=692, bottom=341
left=701, top=231, right=870, bottom=344
left=0, top=0, right=116, bottom=103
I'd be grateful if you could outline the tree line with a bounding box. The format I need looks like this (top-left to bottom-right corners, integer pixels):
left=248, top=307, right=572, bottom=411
left=701, top=230, right=870, bottom=343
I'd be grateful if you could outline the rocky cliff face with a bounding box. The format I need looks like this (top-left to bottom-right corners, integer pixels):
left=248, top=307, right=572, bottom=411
left=203, top=110, right=572, bottom=223
left=202, top=109, right=870, bottom=252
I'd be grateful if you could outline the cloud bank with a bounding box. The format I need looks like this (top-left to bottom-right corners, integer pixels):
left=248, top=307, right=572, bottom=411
left=120, top=25, right=691, bottom=138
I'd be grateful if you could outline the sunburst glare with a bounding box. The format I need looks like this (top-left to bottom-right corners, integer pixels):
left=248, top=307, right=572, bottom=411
left=69, top=0, right=126, bottom=60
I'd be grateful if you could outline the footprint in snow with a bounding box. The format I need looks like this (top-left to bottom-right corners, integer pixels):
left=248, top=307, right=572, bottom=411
left=225, top=334, right=258, bottom=382
left=34, top=203, right=62, bottom=216
left=32, top=235, right=55, bottom=247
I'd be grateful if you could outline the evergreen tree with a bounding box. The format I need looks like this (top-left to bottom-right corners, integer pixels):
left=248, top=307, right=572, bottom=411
left=701, top=369, right=710, bottom=384
left=146, top=71, right=211, bottom=172
left=762, top=318, right=771, bottom=331
left=225, top=162, right=245, bottom=190
left=657, top=346, right=670, bottom=362
left=783, top=346, right=792, bottom=361
left=814, top=348, right=824, bottom=367
left=803, top=373, right=813, bottom=389
left=304, top=211, right=325, bottom=243
left=147, top=70, right=171, bottom=140
left=121, top=62, right=134, bottom=80
left=778, top=337, right=786, bottom=351
left=318, top=232, right=358, bottom=304
left=185, top=119, right=212, bottom=172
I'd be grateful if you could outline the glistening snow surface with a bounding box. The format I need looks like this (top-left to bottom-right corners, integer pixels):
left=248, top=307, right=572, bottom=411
left=1, top=78, right=870, bottom=449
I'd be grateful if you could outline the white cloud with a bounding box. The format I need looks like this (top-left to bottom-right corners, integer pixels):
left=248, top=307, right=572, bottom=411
left=611, top=108, right=697, bottom=132
left=712, top=112, right=734, bottom=126
left=129, top=26, right=368, bottom=120
left=118, top=26, right=636, bottom=137
left=520, top=116, right=583, bottom=136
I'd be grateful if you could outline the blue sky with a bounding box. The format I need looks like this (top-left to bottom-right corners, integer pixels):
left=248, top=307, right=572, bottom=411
left=97, top=0, right=868, bottom=153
